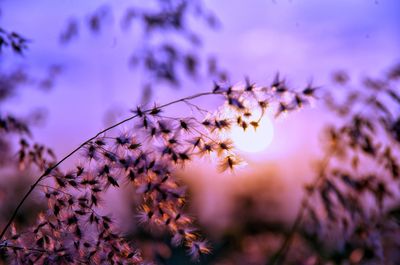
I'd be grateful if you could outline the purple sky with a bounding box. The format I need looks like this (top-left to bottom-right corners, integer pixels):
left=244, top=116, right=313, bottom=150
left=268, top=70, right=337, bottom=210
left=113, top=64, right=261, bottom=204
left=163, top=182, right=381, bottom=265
left=1, top=0, right=398, bottom=152
left=1, top=0, right=399, bottom=226
left=2, top=0, right=399, bottom=136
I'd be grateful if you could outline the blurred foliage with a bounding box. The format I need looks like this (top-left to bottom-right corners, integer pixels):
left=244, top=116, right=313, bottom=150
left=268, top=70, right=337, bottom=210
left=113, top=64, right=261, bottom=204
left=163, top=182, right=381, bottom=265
left=59, top=0, right=227, bottom=104
left=1, top=1, right=399, bottom=265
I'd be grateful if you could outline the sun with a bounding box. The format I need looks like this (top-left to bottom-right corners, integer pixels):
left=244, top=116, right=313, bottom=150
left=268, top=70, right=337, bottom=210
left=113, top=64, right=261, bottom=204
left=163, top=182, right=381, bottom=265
left=230, top=115, right=274, bottom=153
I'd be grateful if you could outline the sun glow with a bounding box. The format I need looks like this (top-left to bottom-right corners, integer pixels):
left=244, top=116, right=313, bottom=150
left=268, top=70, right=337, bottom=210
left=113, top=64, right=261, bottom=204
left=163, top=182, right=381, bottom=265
left=230, top=115, right=274, bottom=153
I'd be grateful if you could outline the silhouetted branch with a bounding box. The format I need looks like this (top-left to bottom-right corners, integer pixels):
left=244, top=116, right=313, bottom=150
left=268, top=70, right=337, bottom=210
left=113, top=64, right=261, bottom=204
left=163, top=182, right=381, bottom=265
left=0, top=91, right=222, bottom=241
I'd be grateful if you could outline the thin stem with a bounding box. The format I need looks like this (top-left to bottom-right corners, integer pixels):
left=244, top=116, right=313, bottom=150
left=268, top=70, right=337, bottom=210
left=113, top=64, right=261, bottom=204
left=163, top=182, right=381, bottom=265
left=0, top=243, right=49, bottom=253
left=37, top=183, right=73, bottom=197
left=269, top=86, right=384, bottom=265
left=269, top=151, right=333, bottom=265
left=0, top=91, right=222, bottom=240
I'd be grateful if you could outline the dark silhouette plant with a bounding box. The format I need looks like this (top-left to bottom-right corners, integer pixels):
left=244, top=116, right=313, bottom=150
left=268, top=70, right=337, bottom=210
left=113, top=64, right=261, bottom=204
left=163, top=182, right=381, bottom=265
left=269, top=64, right=400, bottom=265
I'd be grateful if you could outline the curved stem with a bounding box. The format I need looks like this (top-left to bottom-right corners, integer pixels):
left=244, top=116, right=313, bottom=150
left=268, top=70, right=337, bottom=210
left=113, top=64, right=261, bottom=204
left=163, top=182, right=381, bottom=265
left=270, top=87, right=387, bottom=264
left=269, top=151, right=333, bottom=265
left=0, top=242, right=49, bottom=253
left=0, top=91, right=222, bottom=240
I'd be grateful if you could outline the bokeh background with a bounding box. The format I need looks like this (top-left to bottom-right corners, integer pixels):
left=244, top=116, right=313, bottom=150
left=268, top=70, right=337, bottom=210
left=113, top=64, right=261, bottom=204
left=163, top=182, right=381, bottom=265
left=1, top=0, right=399, bottom=263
